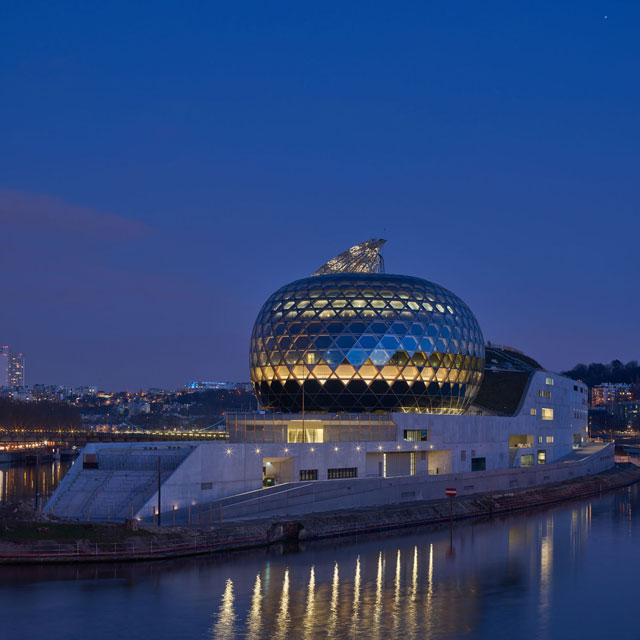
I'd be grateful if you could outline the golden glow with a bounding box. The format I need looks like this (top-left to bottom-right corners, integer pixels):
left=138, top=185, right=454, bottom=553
left=302, top=566, right=316, bottom=640
left=350, top=556, right=361, bottom=635
left=328, top=562, right=339, bottom=640
left=212, top=578, right=236, bottom=640
left=246, top=574, right=262, bottom=640
left=274, top=569, right=290, bottom=640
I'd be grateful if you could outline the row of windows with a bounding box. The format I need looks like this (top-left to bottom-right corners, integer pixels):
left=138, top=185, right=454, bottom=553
left=327, top=467, right=358, bottom=479
left=537, top=435, right=554, bottom=444
left=300, top=468, right=360, bottom=480
left=538, top=390, right=552, bottom=399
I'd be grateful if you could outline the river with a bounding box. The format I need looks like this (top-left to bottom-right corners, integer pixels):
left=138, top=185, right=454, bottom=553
left=0, top=461, right=73, bottom=506
left=2, top=480, right=639, bottom=640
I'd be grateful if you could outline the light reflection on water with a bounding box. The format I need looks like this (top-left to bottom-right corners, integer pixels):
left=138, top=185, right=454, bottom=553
left=0, top=461, right=72, bottom=504
left=3, top=485, right=640, bottom=640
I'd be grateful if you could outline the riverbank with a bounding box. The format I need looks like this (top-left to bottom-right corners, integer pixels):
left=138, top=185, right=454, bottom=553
left=2, top=463, right=639, bottom=564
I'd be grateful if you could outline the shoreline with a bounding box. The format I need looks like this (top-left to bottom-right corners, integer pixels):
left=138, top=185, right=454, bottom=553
left=2, top=463, right=638, bottom=565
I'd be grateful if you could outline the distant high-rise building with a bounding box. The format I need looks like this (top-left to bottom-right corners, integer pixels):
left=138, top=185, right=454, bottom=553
left=8, top=352, right=24, bottom=387
left=0, top=346, right=8, bottom=386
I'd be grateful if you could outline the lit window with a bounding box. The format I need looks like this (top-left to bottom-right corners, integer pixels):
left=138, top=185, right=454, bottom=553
left=521, top=454, right=534, bottom=467
left=546, top=436, right=554, bottom=443
left=542, top=408, right=554, bottom=421
left=545, top=377, right=554, bottom=386
left=538, top=436, right=543, bottom=444
left=530, top=408, right=537, bottom=416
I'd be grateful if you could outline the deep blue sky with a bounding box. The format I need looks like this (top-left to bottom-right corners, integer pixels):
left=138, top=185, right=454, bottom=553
left=1, top=1, right=638, bottom=389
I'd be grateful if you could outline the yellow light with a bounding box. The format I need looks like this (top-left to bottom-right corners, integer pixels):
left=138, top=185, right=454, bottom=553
left=378, top=445, right=383, bottom=451
left=226, top=448, right=232, bottom=455
left=255, top=448, right=261, bottom=454
left=333, top=446, right=339, bottom=452
left=310, top=447, right=315, bottom=453
left=355, top=445, right=361, bottom=451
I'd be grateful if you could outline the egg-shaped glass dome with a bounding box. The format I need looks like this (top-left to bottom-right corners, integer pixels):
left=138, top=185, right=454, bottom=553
left=250, top=273, right=484, bottom=414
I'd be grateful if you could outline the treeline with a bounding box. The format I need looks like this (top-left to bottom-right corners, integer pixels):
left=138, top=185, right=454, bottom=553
left=562, top=360, right=640, bottom=387
left=175, top=389, right=258, bottom=414
left=132, top=389, right=258, bottom=429
left=0, top=398, right=82, bottom=429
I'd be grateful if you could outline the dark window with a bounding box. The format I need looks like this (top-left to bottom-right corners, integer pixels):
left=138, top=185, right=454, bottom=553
left=471, top=457, right=486, bottom=471
left=327, top=467, right=358, bottom=479
left=299, top=469, right=318, bottom=481
left=200, top=482, right=213, bottom=490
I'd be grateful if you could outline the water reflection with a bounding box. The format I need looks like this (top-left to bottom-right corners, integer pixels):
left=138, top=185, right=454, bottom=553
left=204, top=500, right=605, bottom=639
left=327, top=562, right=339, bottom=640
left=0, top=461, right=72, bottom=504
left=246, top=574, right=262, bottom=639
left=4, top=486, right=640, bottom=640
left=302, top=567, right=315, bottom=640
left=274, top=568, right=290, bottom=640
left=212, top=578, right=235, bottom=640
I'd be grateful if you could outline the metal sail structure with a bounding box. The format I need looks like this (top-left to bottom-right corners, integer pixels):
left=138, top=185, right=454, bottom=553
left=311, top=238, right=386, bottom=276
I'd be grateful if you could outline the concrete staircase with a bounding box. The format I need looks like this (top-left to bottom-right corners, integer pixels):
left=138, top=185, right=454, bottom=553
left=45, top=445, right=195, bottom=521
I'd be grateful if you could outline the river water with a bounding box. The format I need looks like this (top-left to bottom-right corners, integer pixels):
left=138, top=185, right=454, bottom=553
left=0, top=461, right=73, bottom=506
left=2, top=481, right=639, bottom=640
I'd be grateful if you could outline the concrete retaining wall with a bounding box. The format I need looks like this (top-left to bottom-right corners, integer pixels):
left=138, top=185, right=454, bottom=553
left=219, top=442, right=614, bottom=520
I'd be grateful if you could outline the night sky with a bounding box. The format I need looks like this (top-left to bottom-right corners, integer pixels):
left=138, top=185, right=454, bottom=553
left=1, top=1, right=638, bottom=390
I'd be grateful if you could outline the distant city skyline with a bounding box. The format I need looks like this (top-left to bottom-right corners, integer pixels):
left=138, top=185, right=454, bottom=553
left=2, top=2, right=639, bottom=389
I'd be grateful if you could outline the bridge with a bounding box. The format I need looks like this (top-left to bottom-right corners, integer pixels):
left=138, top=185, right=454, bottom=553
left=0, top=428, right=229, bottom=446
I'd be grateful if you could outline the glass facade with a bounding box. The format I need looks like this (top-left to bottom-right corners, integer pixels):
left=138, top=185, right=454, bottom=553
left=250, top=273, right=484, bottom=414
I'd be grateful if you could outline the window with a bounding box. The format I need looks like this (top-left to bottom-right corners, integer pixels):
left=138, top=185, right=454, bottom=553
left=530, top=408, right=537, bottom=416
left=521, top=454, right=534, bottom=467
left=410, top=452, right=416, bottom=476
left=546, top=436, right=554, bottom=444
left=328, top=467, right=357, bottom=479
left=403, top=429, right=430, bottom=442
left=288, top=426, right=324, bottom=443
left=537, top=450, right=546, bottom=465
left=538, top=436, right=543, bottom=444
left=471, top=457, right=486, bottom=471
left=200, top=482, right=213, bottom=490
left=538, top=390, right=551, bottom=398
left=546, top=377, right=554, bottom=386
left=461, top=450, right=467, bottom=461
left=299, top=469, right=318, bottom=481
left=542, top=408, right=554, bottom=421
